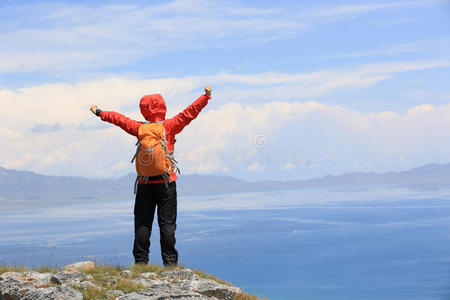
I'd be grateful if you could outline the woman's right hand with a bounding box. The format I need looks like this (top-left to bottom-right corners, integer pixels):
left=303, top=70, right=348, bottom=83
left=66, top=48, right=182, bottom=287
left=90, top=105, right=98, bottom=114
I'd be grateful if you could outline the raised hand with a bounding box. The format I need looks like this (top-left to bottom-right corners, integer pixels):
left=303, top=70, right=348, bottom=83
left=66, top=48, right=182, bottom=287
left=204, top=86, right=212, bottom=97
left=90, top=105, right=98, bottom=114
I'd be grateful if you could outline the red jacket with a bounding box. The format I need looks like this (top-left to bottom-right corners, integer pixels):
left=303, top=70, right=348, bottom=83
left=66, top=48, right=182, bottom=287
left=99, top=93, right=211, bottom=184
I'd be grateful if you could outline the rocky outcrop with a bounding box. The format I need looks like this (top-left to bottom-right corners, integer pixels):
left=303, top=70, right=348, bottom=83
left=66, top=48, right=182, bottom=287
left=50, top=270, right=85, bottom=285
left=128, top=268, right=240, bottom=300
left=0, top=262, right=241, bottom=300
left=0, top=271, right=81, bottom=300
left=21, top=284, right=82, bottom=300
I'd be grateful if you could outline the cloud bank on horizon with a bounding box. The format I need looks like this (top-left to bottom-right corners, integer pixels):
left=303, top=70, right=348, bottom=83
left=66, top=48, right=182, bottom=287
left=0, top=0, right=449, bottom=180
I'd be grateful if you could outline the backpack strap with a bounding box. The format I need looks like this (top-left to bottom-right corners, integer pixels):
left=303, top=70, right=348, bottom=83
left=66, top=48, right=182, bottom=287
left=131, top=140, right=140, bottom=163
left=161, top=173, right=171, bottom=188
left=133, top=176, right=139, bottom=194
left=159, top=129, right=181, bottom=175
left=131, top=121, right=157, bottom=163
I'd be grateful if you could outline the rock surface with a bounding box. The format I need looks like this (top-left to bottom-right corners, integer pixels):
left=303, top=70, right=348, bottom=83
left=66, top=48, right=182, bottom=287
left=50, top=270, right=84, bottom=285
left=63, top=261, right=96, bottom=272
left=21, top=284, right=82, bottom=300
left=0, top=262, right=242, bottom=300
left=0, top=272, right=38, bottom=300
left=138, top=272, right=157, bottom=280
left=120, top=270, right=133, bottom=278
left=107, top=289, right=126, bottom=298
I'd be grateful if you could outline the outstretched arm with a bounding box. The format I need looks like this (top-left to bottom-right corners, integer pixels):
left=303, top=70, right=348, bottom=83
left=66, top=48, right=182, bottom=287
left=164, top=86, right=212, bottom=135
left=90, top=105, right=141, bottom=137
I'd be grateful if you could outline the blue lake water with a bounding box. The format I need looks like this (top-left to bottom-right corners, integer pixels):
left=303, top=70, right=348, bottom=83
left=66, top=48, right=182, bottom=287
left=1, top=186, right=450, bottom=300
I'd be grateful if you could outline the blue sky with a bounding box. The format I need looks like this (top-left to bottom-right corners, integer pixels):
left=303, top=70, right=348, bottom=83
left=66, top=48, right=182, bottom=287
left=1, top=0, right=450, bottom=180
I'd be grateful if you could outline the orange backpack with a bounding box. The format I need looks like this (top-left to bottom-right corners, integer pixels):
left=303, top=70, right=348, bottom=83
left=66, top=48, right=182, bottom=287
left=131, top=121, right=179, bottom=191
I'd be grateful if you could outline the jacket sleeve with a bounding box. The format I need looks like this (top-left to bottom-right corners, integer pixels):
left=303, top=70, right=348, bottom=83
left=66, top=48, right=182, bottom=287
left=164, top=94, right=210, bottom=135
left=99, top=111, right=141, bottom=137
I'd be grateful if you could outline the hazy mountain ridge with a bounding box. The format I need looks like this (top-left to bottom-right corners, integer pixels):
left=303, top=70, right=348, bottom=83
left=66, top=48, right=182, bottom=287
left=1, top=163, right=450, bottom=210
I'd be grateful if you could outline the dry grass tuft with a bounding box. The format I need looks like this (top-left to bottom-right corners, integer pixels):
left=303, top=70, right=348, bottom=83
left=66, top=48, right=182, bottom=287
left=72, top=285, right=108, bottom=300
left=83, top=264, right=122, bottom=281
left=113, top=278, right=147, bottom=294
left=0, top=264, right=28, bottom=274
left=129, top=262, right=179, bottom=277
left=233, top=291, right=269, bottom=300
left=34, top=265, right=58, bottom=274
left=192, top=269, right=232, bottom=286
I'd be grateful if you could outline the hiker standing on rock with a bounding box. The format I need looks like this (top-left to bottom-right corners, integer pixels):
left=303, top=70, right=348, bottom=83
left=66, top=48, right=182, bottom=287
left=90, top=86, right=212, bottom=266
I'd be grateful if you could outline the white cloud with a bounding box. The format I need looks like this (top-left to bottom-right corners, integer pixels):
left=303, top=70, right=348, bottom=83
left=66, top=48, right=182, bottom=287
left=3, top=58, right=446, bottom=131
left=5, top=98, right=450, bottom=178
left=1, top=60, right=450, bottom=178
left=0, top=127, right=22, bottom=139
left=407, top=104, right=435, bottom=115
left=3, top=153, right=36, bottom=170
left=95, top=160, right=135, bottom=177
left=311, top=0, right=443, bottom=18
left=327, top=38, right=450, bottom=58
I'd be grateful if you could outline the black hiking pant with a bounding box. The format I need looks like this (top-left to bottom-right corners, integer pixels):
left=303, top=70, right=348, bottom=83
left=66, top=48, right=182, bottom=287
left=133, top=181, right=178, bottom=266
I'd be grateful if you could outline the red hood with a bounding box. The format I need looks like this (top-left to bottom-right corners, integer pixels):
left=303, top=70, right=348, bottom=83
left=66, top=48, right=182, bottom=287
left=139, top=94, right=167, bottom=122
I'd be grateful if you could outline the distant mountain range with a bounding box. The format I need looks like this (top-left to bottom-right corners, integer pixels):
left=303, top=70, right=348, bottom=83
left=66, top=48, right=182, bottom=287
left=1, top=163, right=450, bottom=210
